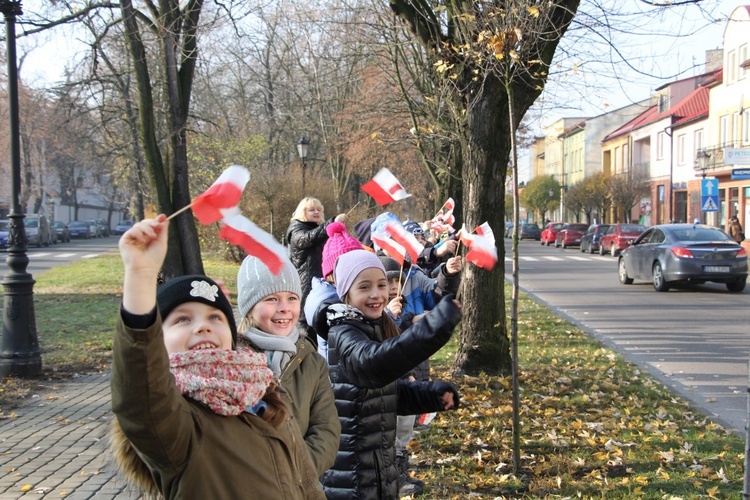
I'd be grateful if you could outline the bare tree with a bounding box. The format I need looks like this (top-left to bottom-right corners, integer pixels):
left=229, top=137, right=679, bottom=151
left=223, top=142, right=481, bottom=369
left=610, top=168, right=650, bottom=223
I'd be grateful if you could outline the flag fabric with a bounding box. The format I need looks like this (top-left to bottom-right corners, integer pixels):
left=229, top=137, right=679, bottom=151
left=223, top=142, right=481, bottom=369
left=371, top=232, right=407, bottom=266
left=385, top=222, right=424, bottom=263
left=219, top=213, right=286, bottom=275
left=192, top=165, right=251, bottom=225
left=474, top=222, right=495, bottom=245
left=460, top=224, right=498, bottom=270
left=443, top=197, right=455, bottom=212
left=360, top=168, right=411, bottom=206
left=443, top=209, right=456, bottom=228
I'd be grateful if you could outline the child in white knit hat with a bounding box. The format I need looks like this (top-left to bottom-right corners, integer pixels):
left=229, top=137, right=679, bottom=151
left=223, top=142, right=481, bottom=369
left=321, top=249, right=462, bottom=499
left=111, top=215, right=324, bottom=499
left=237, top=253, right=340, bottom=475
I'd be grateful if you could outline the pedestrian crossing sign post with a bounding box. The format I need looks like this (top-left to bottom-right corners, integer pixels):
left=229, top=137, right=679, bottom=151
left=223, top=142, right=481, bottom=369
left=700, top=178, right=719, bottom=213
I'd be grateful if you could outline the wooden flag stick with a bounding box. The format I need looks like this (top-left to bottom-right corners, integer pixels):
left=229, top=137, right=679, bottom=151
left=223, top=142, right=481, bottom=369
left=346, top=201, right=361, bottom=216
left=166, top=203, right=193, bottom=221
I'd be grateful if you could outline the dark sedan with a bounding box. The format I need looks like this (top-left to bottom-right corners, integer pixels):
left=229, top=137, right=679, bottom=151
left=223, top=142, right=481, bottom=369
left=618, top=224, right=748, bottom=292
left=53, top=221, right=71, bottom=243
left=554, top=223, right=589, bottom=248
left=519, top=223, right=541, bottom=241
left=580, top=224, right=610, bottom=254
left=68, top=220, right=92, bottom=239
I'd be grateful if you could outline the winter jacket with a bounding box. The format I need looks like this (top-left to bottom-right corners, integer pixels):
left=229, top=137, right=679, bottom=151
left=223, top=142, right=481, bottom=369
left=304, top=277, right=339, bottom=360
left=242, top=335, right=340, bottom=475
left=399, top=264, right=461, bottom=322
left=286, top=218, right=334, bottom=303
left=322, top=296, right=462, bottom=500
left=110, top=311, right=325, bottom=500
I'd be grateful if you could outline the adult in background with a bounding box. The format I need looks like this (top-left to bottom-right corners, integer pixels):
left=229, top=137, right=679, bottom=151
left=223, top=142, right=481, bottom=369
left=285, top=197, right=348, bottom=341
left=728, top=215, right=744, bottom=244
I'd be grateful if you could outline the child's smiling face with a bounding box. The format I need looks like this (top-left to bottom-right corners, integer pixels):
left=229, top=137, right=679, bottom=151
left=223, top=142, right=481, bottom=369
left=162, top=301, right=233, bottom=355
left=344, top=267, right=388, bottom=320
left=249, top=292, right=300, bottom=337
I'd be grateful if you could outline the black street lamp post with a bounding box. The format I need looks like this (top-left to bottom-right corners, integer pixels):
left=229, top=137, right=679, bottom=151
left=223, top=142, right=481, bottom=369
left=1, top=0, right=42, bottom=377
left=297, top=136, right=310, bottom=194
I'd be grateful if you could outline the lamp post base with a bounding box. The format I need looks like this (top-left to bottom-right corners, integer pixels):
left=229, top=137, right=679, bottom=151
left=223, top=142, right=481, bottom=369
left=1, top=270, right=42, bottom=378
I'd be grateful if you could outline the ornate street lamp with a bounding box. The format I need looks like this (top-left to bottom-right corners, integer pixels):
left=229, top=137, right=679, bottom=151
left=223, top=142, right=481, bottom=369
left=695, top=148, right=711, bottom=179
left=297, top=136, right=310, bottom=194
left=1, top=0, right=42, bottom=377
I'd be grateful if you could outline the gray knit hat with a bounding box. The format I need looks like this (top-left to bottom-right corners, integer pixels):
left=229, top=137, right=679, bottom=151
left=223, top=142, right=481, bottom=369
left=237, top=254, right=302, bottom=317
left=378, top=255, right=403, bottom=281
left=334, top=249, right=386, bottom=299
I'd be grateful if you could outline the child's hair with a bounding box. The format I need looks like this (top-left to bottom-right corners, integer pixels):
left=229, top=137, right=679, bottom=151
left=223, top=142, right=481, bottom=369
left=156, top=275, right=238, bottom=347
left=292, top=197, right=325, bottom=222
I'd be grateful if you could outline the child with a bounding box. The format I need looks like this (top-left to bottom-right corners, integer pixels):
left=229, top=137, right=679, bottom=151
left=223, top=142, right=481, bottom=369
left=236, top=254, right=340, bottom=475
left=111, top=215, right=325, bottom=499
left=322, top=249, right=462, bottom=499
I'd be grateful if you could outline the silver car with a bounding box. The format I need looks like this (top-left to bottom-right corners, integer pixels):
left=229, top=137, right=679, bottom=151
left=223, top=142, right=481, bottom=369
left=618, top=224, right=748, bottom=293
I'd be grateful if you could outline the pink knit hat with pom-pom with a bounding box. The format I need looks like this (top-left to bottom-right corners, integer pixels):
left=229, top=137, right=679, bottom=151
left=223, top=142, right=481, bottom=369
left=322, top=222, right=363, bottom=278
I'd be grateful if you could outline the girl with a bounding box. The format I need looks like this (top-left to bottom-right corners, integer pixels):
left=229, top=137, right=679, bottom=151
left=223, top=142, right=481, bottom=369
left=236, top=254, right=340, bottom=475
left=323, top=249, right=462, bottom=499
left=111, top=215, right=325, bottom=499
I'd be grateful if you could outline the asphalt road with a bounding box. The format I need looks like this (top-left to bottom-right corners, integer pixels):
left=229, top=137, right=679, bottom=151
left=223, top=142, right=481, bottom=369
left=503, top=237, right=750, bottom=435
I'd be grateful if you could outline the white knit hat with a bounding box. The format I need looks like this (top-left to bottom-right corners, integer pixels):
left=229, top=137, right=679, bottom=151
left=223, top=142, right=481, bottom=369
left=237, top=254, right=302, bottom=317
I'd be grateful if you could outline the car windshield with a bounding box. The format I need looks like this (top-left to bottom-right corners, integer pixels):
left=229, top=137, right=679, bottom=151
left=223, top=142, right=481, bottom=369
left=671, top=228, right=732, bottom=242
left=551, top=223, right=563, bottom=230
left=69, top=221, right=85, bottom=227
left=26, top=219, right=38, bottom=228
left=567, top=224, right=588, bottom=231
left=523, top=224, right=539, bottom=229
left=54, top=221, right=64, bottom=228
left=118, top=221, right=133, bottom=226
left=621, top=225, right=644, bottom=233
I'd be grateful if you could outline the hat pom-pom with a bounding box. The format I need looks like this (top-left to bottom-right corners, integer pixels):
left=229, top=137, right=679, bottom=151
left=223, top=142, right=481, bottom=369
left=327, top=221, right=347, bottom=237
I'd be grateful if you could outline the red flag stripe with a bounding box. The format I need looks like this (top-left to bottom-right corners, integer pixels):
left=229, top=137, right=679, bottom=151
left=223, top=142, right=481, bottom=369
left=360, top=168, right=411, bottom=206
left=192, top=165, right=251, bottom=225
left=219, top=214, right=285, bottom=275
left=385, top=222, right=424, bottom=263
left=370, top=232, right=406, bottom=265
left=465, top=235, right=498, bottom=270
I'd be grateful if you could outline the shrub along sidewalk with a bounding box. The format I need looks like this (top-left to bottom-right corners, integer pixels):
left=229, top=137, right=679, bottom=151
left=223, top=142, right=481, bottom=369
left=0, top=253, right=744, bottom=498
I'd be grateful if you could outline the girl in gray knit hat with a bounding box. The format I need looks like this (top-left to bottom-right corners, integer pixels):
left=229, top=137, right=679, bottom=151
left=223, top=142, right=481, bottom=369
left=237, top=254, right=340, bottom=476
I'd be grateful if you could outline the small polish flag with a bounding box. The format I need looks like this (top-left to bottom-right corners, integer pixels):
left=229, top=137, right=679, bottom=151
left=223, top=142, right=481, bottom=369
left=443, top=197, right=455, bottom=212
left=192, top=165, right=251, bottom=225
left=219, top=213, right=286, bottom=275
left=360, top=168, right=411, bottom=206
left=385, top=222, right=424, bottom=263
left=442, top=209, right=455, bottom=228
left=474, top=222, right=495, bottom=245
left=371, top=232, right=407, bottom=266
left=465, top=235, right=498, bottom=270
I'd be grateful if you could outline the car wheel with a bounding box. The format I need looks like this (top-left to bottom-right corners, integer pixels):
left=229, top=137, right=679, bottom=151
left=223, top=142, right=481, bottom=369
left=652, top=262, right=670, bottom=292
left=726, top=280, right=746, bottom=293
left=590, top=244, right=596, bottom=254
left=618, top=258, right=633, bottom=284
left=611, top=245, right=617, bottom=257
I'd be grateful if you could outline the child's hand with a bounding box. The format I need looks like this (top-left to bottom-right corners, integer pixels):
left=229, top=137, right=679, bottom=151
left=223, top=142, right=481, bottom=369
left=119, top=215, right=169, bottom=276
left=436, top=238, right=458, bottom=257
left=386, top=296, right=403, bottom=317
left=445, top=256, right=462, bottom=275
left=440, top=391, right=455, bottom=410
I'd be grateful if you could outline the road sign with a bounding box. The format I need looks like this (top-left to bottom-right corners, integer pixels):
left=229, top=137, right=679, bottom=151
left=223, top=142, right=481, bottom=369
left=701, top=178, right=718, bottom=196
left=701, top=195, right=719, bottom=212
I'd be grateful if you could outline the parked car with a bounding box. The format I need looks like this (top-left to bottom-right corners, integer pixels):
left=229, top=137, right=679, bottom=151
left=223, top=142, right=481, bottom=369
left=68, top=220, right=92, bottom=239
left=95, top=218, right=110, bottom=237
left=554, top=223, right=589, bottom=248
left=53, top=221, right=71, bottom=243
left=599, top=223, right=645, bottom=256
left=48, top=221, right=58, bottom=245
left=618, top=224, right=748, bottom=292
left=540, top=222, right=564, bottom=246
left=519, top=223, right=541, bottom=241
left=0, top=220, right=9, bottom=249
left=113, top=220, right=134, bottom=236
left=87, top=220, right=101, bottom=238
left=580, top=224, right=611, bottom=254
left=503, top=221, right=514, bottom=238
left=25, top=215, right=51, bottom=247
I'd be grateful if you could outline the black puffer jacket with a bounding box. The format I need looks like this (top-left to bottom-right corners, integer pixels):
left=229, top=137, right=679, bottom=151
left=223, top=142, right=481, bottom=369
left=286, top=217, right=334, bottom=304
left=322, top=296, right=462, bottom=500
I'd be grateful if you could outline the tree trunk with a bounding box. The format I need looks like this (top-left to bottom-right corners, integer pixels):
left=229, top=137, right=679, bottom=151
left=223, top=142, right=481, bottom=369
left=454, top=78, right=511, bottom=375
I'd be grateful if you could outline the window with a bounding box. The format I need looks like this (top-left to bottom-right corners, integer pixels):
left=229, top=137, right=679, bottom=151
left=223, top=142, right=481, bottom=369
left=741, top=44, right=748, bottom=80
left=677, top=134, right=685, bottom=165
left=720, top=115, right=730, bottom=146
left=657, top=131, right=665, bottom=159
left=658, top=93, right=670, bottom=113
left=733, top=112, right=740, bottom=146
left=727, top=50, right=737, bottom=83
left=694, top=129, right=703, bottom=151
left=743, top=110, right=750, bottom=146
left=622, top=144, right=629, bottom=170
left=614, top=146, right=621, bottom=173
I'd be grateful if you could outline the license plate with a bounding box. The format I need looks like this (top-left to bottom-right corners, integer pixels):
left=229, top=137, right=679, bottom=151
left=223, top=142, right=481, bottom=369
left=704, top=266, right=730, bottom=273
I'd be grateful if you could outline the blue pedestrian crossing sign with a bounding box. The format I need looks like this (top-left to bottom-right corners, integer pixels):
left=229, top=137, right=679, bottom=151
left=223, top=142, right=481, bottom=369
left=700, top=178, right=719, bottom=212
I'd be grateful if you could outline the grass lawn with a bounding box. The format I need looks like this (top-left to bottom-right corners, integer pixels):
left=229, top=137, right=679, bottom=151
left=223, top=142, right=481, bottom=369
left=0, top=253, right=744, bottom=498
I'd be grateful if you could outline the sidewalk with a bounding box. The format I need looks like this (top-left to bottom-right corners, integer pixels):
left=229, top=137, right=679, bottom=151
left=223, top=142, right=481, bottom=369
left=0, top=372, right=139, bottom=499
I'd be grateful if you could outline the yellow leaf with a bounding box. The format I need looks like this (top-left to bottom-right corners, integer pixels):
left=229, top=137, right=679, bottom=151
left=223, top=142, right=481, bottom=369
left=21, top=485, right=32, bottom=492
left=528, top=6, right=540, bottom=18
left=707, top=486, right=720, bottom=498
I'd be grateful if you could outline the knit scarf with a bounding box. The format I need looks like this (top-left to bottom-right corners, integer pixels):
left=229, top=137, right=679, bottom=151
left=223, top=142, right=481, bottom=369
left=241, top=327, right=300, bottom=378
left=169, top=347, right=274, bottom=416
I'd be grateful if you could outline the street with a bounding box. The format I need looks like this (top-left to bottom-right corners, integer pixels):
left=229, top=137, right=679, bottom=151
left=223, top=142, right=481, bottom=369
left=503, top=237, right=750, bottom=435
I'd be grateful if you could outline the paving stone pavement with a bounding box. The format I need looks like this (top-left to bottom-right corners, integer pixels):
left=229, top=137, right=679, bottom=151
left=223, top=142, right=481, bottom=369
left=0, top=372, right=141, bottom=499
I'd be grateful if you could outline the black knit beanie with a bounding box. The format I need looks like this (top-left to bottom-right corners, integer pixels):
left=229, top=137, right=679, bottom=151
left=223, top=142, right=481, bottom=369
left=156, top=275, right=237, bottom=346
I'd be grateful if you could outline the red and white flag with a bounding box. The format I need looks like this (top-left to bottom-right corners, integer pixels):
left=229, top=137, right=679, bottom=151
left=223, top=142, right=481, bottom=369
left=443, top=197, right=455, bottom=212
left=460, top=224, right=497, bottom=270
left=442, top=209, right=456, bottom=228
left=192, top=165, right=250, bottom=225
left=360, top=168, right=411, bottom=206
left=219, top=213, right=286, bottom=275
left=474, top=221, right=495, bottom=245
left=385, top=222, right=424, bottom=263
left=371, top=232, right=407, bottom=266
